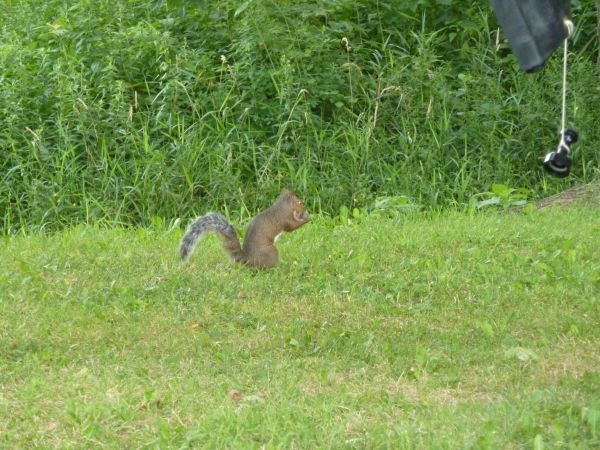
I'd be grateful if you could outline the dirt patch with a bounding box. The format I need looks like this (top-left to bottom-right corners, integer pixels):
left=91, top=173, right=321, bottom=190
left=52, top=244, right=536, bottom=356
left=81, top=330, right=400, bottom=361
left=538, top=339, right=600, bottom=381
left=536, top=180, right=600, bottom=209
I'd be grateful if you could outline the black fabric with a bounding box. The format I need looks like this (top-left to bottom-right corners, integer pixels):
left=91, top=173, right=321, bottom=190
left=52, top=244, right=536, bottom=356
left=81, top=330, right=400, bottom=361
left=491, top=0, right=570, bottom=72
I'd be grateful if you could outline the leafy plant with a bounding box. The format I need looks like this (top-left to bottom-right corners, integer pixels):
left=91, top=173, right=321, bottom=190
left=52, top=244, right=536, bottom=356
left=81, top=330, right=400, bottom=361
left=469, top=183, right=531, bottom=211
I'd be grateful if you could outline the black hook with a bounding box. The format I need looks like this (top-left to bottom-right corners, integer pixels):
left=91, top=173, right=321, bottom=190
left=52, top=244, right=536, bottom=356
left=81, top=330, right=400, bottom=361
left=543, top=128, right=577, bottom=178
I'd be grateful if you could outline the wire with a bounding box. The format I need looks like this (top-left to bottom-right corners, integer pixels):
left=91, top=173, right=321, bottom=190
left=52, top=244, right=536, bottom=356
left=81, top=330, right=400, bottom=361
left=560, top=19, right=574, bottom=134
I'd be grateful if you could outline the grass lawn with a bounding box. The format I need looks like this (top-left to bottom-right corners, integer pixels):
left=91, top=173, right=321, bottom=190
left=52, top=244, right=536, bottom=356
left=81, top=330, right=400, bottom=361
left=1, top=207, right=599, bottom=449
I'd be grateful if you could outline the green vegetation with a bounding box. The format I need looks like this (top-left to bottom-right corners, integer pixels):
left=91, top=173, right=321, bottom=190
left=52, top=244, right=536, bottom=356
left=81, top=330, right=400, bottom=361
left=2, top=1, right=599, bottom=447
left=2, top=208, right=599, bottom=448
left=1, top=0, right=599, bottom=232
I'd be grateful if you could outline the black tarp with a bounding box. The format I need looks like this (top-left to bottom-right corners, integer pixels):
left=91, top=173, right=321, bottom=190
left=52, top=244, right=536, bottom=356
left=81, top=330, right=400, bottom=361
left=490, top=0, right=571, bottom=71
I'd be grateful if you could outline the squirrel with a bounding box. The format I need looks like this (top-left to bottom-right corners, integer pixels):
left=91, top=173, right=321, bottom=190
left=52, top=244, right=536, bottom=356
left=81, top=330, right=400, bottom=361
left=180, top=189, right=310, bottom=268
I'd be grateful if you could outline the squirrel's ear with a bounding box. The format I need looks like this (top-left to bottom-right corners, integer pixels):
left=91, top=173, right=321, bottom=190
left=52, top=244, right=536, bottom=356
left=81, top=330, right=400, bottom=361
left=280, top=188, right=292, bottom=197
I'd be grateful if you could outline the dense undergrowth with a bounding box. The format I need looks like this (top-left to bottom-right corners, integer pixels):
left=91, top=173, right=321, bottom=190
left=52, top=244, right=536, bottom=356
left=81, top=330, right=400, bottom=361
left=1, top=0, right=599, bottom=231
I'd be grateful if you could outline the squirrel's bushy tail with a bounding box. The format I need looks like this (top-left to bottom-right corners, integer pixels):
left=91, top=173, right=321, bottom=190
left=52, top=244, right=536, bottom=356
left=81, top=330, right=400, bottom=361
left=180, top=213, right=245, bottom=263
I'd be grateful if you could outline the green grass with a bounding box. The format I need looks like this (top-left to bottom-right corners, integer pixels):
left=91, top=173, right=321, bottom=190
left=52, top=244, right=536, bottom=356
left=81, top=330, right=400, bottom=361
left=1, top=207, right=599, bottom=448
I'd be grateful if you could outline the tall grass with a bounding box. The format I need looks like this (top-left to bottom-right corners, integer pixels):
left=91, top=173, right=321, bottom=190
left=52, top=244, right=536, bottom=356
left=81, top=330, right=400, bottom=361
left=1, top=0, right=599, bottom=232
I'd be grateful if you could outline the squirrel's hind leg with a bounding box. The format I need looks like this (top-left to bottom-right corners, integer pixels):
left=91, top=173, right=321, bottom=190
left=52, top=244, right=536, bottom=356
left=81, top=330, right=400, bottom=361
left=245, top=246, right=278, bottom=268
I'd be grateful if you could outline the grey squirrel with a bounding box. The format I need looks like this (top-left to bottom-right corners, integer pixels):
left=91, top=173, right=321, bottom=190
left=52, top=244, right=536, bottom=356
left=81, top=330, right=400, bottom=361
left=180, top=189, right=310, bottom=268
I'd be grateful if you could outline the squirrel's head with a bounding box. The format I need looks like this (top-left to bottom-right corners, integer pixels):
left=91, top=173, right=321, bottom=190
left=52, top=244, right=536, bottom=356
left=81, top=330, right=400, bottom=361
left=278, top=189, right=310, bottom=231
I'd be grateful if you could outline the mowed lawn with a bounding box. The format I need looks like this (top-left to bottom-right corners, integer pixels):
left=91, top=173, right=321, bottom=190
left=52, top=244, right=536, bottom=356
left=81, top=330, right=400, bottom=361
left=1, top=207, right=599, bottom=449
